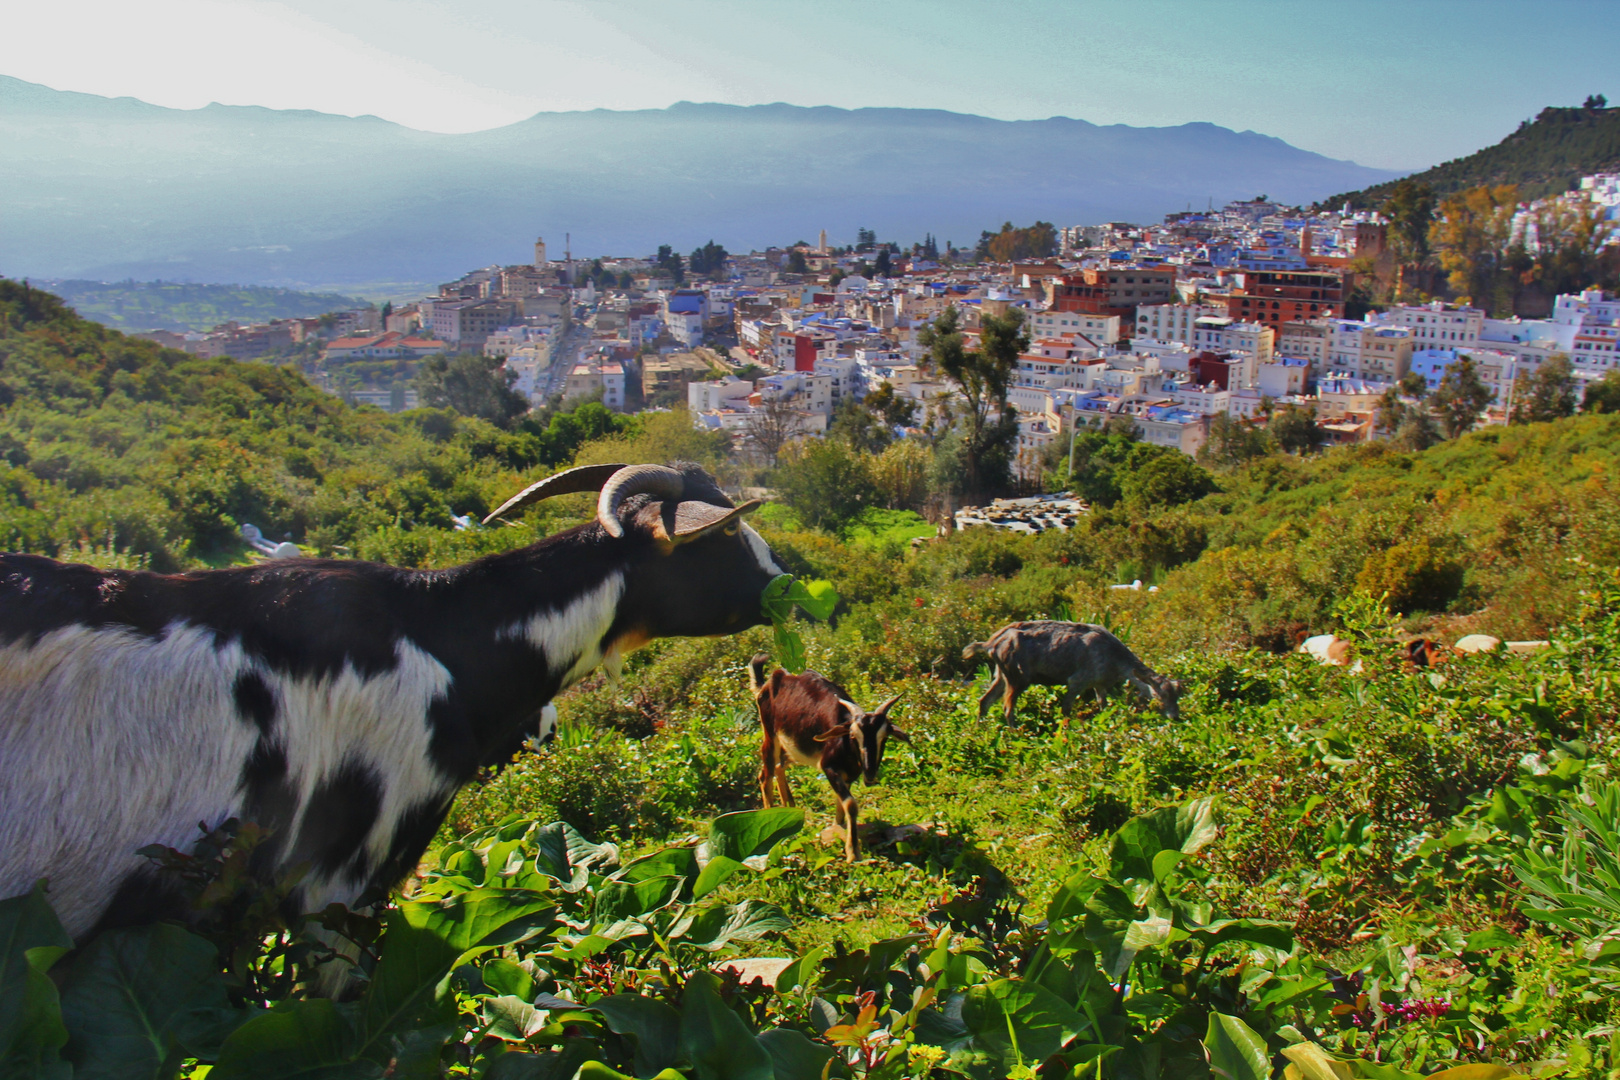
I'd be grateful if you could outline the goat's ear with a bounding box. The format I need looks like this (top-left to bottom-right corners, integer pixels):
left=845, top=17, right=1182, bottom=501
left=813, top=724, right=850, bottom=743
left=886, top=725, right=911, bottom=743
left=650, top=500, right=763, bottom=545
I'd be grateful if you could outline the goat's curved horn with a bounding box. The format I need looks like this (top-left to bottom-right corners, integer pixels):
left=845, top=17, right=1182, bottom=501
left=873, top=694, right=903, bottom=718
left=597, top=464, right=686, bottom=538
left=483, top=462, right=628, bottom=525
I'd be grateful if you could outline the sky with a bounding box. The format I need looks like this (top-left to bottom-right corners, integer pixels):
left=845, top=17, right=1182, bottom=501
left=2, top=0, right=1614, bottom=172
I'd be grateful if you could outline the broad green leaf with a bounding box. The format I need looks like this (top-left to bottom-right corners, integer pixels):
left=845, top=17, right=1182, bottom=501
left=482, top=957, right=537, bottom=1001
left=774, top=946, right=828, bottom=993
left=479, top=1041, right=597, bottom=1080
left=357, top=890, right=555, bottom=1062
left=484, top=996, right=550, bottom=1042
left=676, top=901, right=792, bottom=951
left=795, top=579, right=840, bottom=621
left=679, top=971, right=774, bottom=1080
left=1281, top=1043, right=1355, bottom=1080
left=1045, top=871, right=1107, bottom=928
left=1422, top=1067, right=1532, bottom=1080
left=1187, top=918, right=1296, bottom=953
left=1121, top=915, right=1175, bottom=952
left=532, top=822, right=618, bottom=891
left=1203, top=1012, right=1269, bottom=1080
left=617, top=847, right=700, bottom=888
left=593, top=875, right=683, bottom=923
left=1347, top=1061, right=1424, bottom=1079
left=591, top=994, right=682, bottom=1076
left=0, top=884, right=73, bottom=1073
left=574, top=1063, right=687, bottom=1080
left=60, top=923, right=237, bottom=1080
left=211, top=999, right=374, bottom=1080
left=1108, top=798, right=1218, bottom=884
left=950, top=978, right=1088, bottom=1080
left=1150, top=849, right=1185, bottom=882
left=756, top=1028, right=835, bottom=1080
left=693, top=856, right=745, bottom=900
left=703, top=810, right=806, bottom=866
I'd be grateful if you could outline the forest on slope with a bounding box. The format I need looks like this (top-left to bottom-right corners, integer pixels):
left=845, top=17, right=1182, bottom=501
left=1320, top=101, right=1620, bottom=210
left=7, top=280, right=1620, bottom=1076
left=35, top=279, right=365, bottom=332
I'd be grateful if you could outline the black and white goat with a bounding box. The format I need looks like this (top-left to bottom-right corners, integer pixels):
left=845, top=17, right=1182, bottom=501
left=0, top=462, right=785, bottom=939
left=749, top=654, right=905, bottom=863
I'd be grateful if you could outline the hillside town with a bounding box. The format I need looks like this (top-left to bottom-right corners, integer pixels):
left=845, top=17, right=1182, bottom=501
left=136, top=174, right=1620, bottom=481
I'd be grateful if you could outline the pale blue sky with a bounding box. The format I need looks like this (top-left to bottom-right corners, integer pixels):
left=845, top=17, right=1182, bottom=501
left=2, top=0, right=1611, bottom=171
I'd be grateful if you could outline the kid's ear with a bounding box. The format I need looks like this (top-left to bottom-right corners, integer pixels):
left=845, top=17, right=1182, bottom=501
left=814, top=725, right=850, bottom=743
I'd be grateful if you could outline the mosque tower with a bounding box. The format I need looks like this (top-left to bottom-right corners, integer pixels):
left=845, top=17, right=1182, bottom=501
left=534, top=237, right=547, bottom=267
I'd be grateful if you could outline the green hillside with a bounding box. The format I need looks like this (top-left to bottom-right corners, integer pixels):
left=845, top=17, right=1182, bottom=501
left=9, top=282, right=1620, bottom=1075
left=1319, top=103, right=1620, bottom=210
left=31, top=277, right=365, bottom=331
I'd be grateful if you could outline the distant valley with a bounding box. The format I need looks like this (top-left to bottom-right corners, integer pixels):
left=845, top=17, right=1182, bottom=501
left=0, top=76, right=1398, bottom=289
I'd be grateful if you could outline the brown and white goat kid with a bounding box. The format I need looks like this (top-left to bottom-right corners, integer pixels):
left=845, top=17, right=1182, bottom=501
left=748, top=655, right=906, bottom=862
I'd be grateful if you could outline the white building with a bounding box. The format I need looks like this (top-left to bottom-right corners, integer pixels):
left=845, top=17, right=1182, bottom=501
left=1134, top=303, right=1228, bottom=344
left=688, top=377, right=755, bottom=413
left=1025, top=310, right=1121, bottom=345
left=1326, top=321, right=1413, bottom=384
left=1375, top=302, right=1483, bottom=348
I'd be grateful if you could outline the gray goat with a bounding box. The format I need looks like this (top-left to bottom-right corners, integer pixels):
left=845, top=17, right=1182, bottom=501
left=962, top=620, right=1183, bottom=721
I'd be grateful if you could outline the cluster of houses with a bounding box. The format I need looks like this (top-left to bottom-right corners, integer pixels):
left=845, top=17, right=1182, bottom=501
left=131, top=171, right=1620, bottom=473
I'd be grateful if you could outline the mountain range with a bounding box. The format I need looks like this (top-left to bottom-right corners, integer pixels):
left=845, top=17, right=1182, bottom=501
left=1, top=75, right=1399, bottom=290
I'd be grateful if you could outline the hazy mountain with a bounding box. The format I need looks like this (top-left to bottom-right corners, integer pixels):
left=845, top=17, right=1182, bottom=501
left=1, top=76, right=1399, bottom=289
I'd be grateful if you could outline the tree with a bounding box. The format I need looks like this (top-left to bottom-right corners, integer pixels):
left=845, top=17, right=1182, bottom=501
left=870, top=439, right=931, bottom=511
left=1197, top=412, right=1271, bottom=469
left=413, top=352, right=529, bottom=428
left=855, top=227, right=876, bottom=252
left=1585, top=94, right=1608, bottom=110
left=772, top=438, right=879, bottom=531
left=1121, top=452, right=1216, bottom=511
left=873, top=249, right=893, bottom=277
left=865, top=381, right=918, bottom=429
left=828, top=396, right=891, bottom=453
left=1382, top=179, right=1435, bottom=268
left=743, top=393, right=802, bottom=466
left=1392, top=408, right=1441, bottom=451
left=1524, top=200, right=1615, bottom=297
left=786, top=250, right=809, bottom=275
left=1268, top=403, right=1324, bottom=455
left=1584, top=370, right=1620, bottom=413
left=1511, top=354, right=1577, bottom=424
left=920, top=307, right=1026, bottom=499
left=688, top=240, right=728, bottom=278
left=1431, top=184, right=1524, bottom=315
left=982, top=221, right=1059, bottom=263
left=655, top=245, right=685, bottom=284
left=1429, top=355, right=1494, bottom=438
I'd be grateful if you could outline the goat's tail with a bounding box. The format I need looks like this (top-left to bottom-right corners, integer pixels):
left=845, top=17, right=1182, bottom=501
left=749, top=653, right=771, bottom=696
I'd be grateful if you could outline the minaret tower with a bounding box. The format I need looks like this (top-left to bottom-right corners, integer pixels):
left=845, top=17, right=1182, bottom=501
left=534, top=237, right=547, bottom=266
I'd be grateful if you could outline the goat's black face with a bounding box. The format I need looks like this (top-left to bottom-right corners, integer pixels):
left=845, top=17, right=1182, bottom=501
left=851, top=697, right=906, bottom=786
left=623, top=502, right=784, bottom=639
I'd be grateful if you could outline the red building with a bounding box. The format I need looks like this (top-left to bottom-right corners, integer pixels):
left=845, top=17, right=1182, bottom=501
left=1222, top=269, right=1346, bottom=329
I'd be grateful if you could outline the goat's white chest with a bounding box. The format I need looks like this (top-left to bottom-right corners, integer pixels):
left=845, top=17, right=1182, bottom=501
left=776, top=732, right=822, bottom=769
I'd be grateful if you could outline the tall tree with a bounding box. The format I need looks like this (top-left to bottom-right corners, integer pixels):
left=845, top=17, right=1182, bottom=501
left=413, top=352, right=529, bottom=428
left=1524, top=201, right=1615, bottom=297
left=1382, top=179, right=1435, bottom=268
left=920, top=306, right=1026, bottom=498
left=743, top=392, right=800, bottom=466
left=1430, top=355, right=1495, bottom=438
left=1511, top=354, right=1578, bottom=424
left=1584, top=370, right=1620, bottom=414
left=771, top=438, right=878, bottom=531
left=1197, top=412, right=1271, bottom=469
left=1268, top=404, right=1325, bottom=455
left=1431, top=184, right=1523, bottom=315
left=873, top=249, right=893, bottom=277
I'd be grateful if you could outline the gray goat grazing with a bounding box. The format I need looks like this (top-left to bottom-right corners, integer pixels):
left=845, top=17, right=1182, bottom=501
left=962, top=620, right=1183, bottom=721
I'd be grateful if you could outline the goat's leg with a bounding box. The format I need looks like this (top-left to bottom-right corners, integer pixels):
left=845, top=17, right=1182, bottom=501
left=978, top=671, right=1006, bottom=719
left=1001, top=679, right=1023, bottom=720
left=758, top=738, right=777, bottom=808
left=775, top=762, right=795, bottom=807
left=825, top=772, right=858, bottom=861
left=1060, top=675, right=1088, bottom=715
